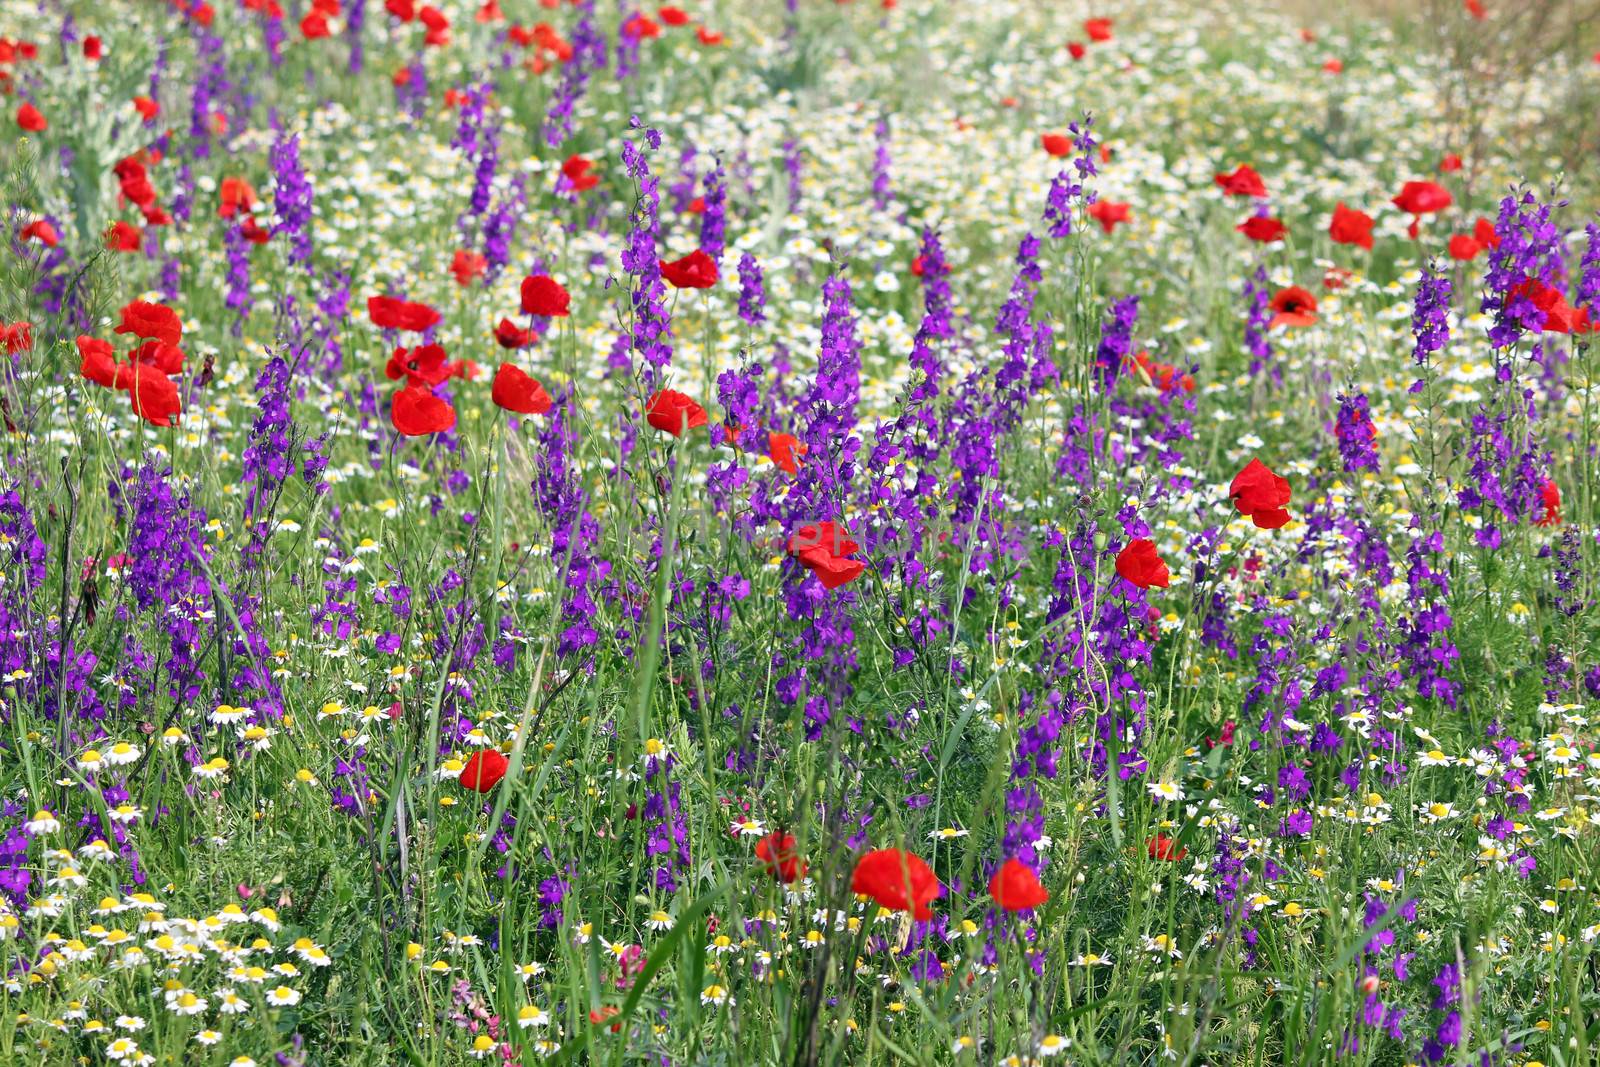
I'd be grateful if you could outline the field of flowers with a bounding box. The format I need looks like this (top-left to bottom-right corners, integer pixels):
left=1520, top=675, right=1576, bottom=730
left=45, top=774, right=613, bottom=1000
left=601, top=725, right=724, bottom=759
left=2, top=0, right=1599, bottom=1064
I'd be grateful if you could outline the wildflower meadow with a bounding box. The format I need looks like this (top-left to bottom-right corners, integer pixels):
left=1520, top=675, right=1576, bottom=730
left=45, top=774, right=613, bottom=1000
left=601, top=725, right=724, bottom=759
left=2, top=0, right=1600, bottom=1063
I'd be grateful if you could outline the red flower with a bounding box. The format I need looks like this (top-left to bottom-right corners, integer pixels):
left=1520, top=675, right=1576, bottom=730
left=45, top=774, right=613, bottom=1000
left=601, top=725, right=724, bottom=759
left=0, top=322, right=31, bottom=355
left=1322, top=57, right=1343, bottom=73
left=1083, top=17, right=1112, bottom=41
left=785, top=521, right=864, bottom=589
left=450, top=249, right=488, bottom=287
left=1040, top=133, right=1072, bottom=157
left=301, top=10, right=332, bottom=37
left=494, top=317, right=534, bottom=349
left=851, top=848, right=939, bottom=920
left=15, top=102, right=46, bottom=132
left=82, top=36, right=103, bottom=60
left=755, top=831, right=805, bottom=883
left=1115, top=539, right=1170, bottom=589
left=368, top=295, right=442, bottom=332
left=768, top=432, right=806, bottom=475
left=1088, top=199, right=1131, bottom=234
left=1534, top=479, right=1561, bottom=527
left=1237, top=216, right=1287, bottom=243
left=218, top=176, right=257, bottom=218
left=491, top=363, right=553, bottom=415
left=1507, top=278, right=1589, bottom=335
left=391, top=383, right=456, bottom=436
left=1229, top=457, right=1292, bottom=529
left=19, top=219, right=58, bottom=246
left=1269, top=286, right=1318, bottom=329
left=105, top=221, right=142, bottom=252
left=77, top=336, right=119, bottom=387
left=1392, top=180, right=1452, bottom=215
left=1067, top=40, right=1086, bottom=60
left=696, top=26, right=723, bottom=45
left=115, top=300, right=183, bottom=347
left=989, top=858, right=1049, bottom=912
left=132, top=96, right=160, bottom=121
left=659, top=250, right=718, bottom=289
left=1146, top=834, right=1188, bottom=862
left=910, top=255, right=925, bottom=276
left=1323, top=266, right=1353, bottom=291
left=1464, top=0, right=1486, bottom=18
left=1131, top=351, right=1195, bottom=393
left=1473, top=217, right=1499, bottom=249
left=386, top=0, right=415, bottom=19
left=1328, top=202, right=1374, bottom=250
left=460, top=749, right=509, bottom=792
left=239, top=217, right=272, bottom=244
left=132, top=339, right=185, bottom=375
left=1447, top=234, right=1482, bottom=261
left=520, top=274, right=571, bottom=316
left=385, top=344, right=451, bottom=385
left=645, top=389, right=707, bottom=435
left=561, top=154, right=599, bottom=192
left=658, top=5, right=690, bottom=25
left=1214, top=164, right=1267, bottom=198
left=1439, top=153, right=1463, bottom=173
left=123, top=364, right=182, bottom=427
left=622, top=13, right=660, bottom=39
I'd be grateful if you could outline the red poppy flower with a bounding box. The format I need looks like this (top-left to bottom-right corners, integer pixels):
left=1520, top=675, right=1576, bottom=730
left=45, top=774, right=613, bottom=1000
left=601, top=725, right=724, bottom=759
left=19, top=219, right=58, bottom=246
left=122, top=364, right=182, bottom=427
left=1083, top=17, right=1112, bottom=41
left=1323, top=266, right=1354, bottom=291
left=989, top=858, right=1049, bottom=912
left=768, top=432, right=806, bottom=475
left=386, top=344, right=451, bottom=385
left=476, top=0, right=503, bottom=22
left=1115, top=538, right=1170, bottom=589
left=301, top=10, right=331, bottom=37
left=1230, top=457, right=1292, bottom=529
left=685, top=197, right=707, bottom=215
left=1040, top=133, right=1072, bottom=157
left=1130, top=351, right=1195, bottom=393
left=391, top=383, right=456, bottom=436
left=368, top=295, right=442, bottom=332
left=419, top=4, right=450, bottom=45
left=1507, top=278, right=1589, bottom=335
left=0, top=322, right=31, bottom=355
left=491, top=363, right=553, bottom=415
left=494, top=317, right=534, bottom=349
left=658, top=5, right=690, bottom=25
left=386, top=0, right=415, bottom=19
left=1269, top=286, right=1318, bottom=329
left=104, top=221, right=142, bottom=252
left=115, top=300, right=183, bottom=347
left=15, top=102, right=46, bottom=132
left=218, top=177, right=257, bottom=218
left=1391, top=180, right=1452, bottom=215
left=755, top=831, right=805, bottom=883
left=561, top=154, right=599, bottom=192
left=1147, top=833, right=1188, bottom=862
left=82, top=35, right=103, bottom=60
left=1473, top=217, right=1499, bottom=249
left=132, top=339, right=185, bottom=375
left=1534, top=479, right=1561, bottom=527
left=910, top=255, right=925, bottom=276
left=1237, top=216, right=1287, bottom=243
left=622, top=13, right=660, bottom=39
left=132, top=96, right=160, bottom=121
left=520, top=274, right=571, bottom=316
left=450, top=249, right=488, bottom=287
left=1439, top=154, right=1463, bottom=173
left=1067, top=40, right=1086, bottom=60
left=786, top=521, right=864, bottom=589
left=78, top=336, right=119, bottom=387
left=1464, top=0, right=1485, bottom=18
left=696, top=26, right=723, bottom=45
left=659, top=250, right=718, bottom=289
left=1214, top=164, right=1267, bottom=198
left=1328, top=202, right=1374, bottom=250
left=1088, top=199, right=1131, bottom=234
left=851, top=848, right=939, bottom=920
left=1322, top=57, right=1343, bottom=73
left=239, top=217, right=272, bottom=244
left=646, top=389, right=708, bottom=435
left=1447, top=234, right=1482, bottom=261
left=460, top=749, right=509, bottom=792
